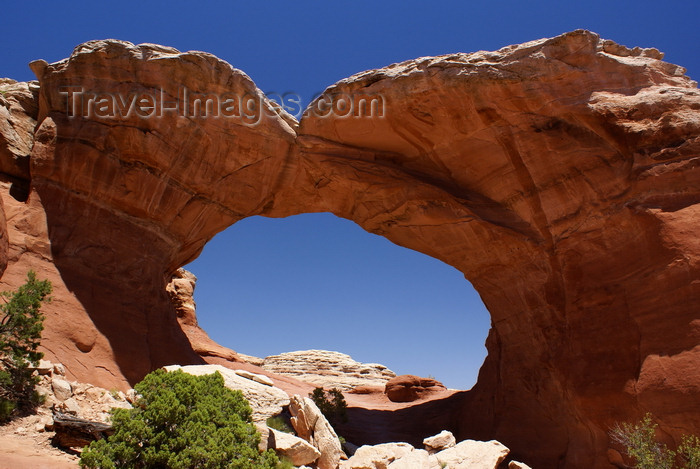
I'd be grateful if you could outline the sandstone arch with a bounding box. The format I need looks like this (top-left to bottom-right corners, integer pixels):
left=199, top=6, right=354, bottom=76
left=1, top=30, right=699, bottom=467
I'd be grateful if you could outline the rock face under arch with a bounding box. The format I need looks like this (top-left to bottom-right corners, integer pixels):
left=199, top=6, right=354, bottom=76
left=0, top=30, right=698, bottom=467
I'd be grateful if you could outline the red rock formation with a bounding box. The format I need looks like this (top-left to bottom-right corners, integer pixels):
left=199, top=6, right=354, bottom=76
left=0, top=31, right=699, bottom=467
left=166, top=268, right=240, bottom=362
left=384, top=375, right=447, bottom=402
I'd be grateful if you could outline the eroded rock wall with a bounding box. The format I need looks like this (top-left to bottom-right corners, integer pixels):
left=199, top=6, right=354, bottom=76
left=0, top=31, right=698, bottom=467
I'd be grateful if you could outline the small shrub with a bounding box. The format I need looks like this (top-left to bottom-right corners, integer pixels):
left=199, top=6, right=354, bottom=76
left=0, top=398, right=15, bottom=421
left=266, top=415, right=294, bottom=434
left=610, top=413, right=674, bottom=469
left=309, top=387, right=347, bottom=424
left=0, top=271, right=52, bottom=422
left=610, top=413, right=700, bottom=469
left=80, top=369, right=280, bottom=469
left=678, top=434, right=700, bottom=469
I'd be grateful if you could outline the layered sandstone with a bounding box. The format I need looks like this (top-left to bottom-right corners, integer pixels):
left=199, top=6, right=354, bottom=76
left=262, top=350, right=396, bottom=391
left=0, top=30, right=698, bottom=468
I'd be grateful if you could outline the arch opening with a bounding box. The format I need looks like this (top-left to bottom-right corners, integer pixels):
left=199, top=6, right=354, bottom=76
left=185, top=212, right=491, bottom=390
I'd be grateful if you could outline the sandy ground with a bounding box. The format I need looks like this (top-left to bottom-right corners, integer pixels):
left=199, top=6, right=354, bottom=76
left=0, top=413, right=79, bottom=469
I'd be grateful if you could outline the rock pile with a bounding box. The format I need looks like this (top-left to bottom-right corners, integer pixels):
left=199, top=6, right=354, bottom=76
left=159, top=369, right=529, bottom=468
left=340, top=431, right=532, bottom=469
left=423, top=430, right=456, bottom=453
left=2, top=362, right=537, bottom=469
left=0, top=359, right=136, bottom=460
left=32, top=359, right=132, bottom=424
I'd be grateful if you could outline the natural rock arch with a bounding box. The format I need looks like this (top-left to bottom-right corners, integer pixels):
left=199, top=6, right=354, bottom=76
left=0, top=30, right=698, bottom=467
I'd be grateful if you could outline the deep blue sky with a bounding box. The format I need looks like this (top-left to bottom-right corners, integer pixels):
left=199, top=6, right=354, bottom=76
left=2, top=1, right=697, bottom=389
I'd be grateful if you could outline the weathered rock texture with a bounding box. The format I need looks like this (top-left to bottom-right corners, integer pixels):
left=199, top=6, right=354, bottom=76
left=267, top=428, right=321, bottom=467
left=342, top=439, right=509, bottom=469
left=384, top=375, right=447, bottom=403
left=423, top=430, right=456, bottom=454
left=340, top=442, right=414, bottom=469
left=0, top=30, right=699, bottom=467
left=290, top=395, right=345, bottom=469
left=431, top=440, right=510, bottom=469
left=262, top=350, right=396, bottom=391
left=163, top=365, right=289, bottom=422
left=166, top=268, right=241, bottom=362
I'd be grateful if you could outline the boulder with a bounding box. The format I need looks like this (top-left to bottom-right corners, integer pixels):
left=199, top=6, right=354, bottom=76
left=341, top=442, right=415, bottom=469
left=384, top=375, right=446, bottom=403
left=51, top=377, right=72, bottom=401
left=163, top=365, right=289, bottom=422
left=423, top=430, right=456, bottom=453
left=268, top=428, right=321, bottom=466
left=33, top=359, right=53, bottom=375
left=84, top=386, right=104, bottom=402
left=236, top=369, right=274, bottom=387
left=53, top=363, right=66, bottom=376
left=255, top=422, right=270, bottom=452
left=430, top=440, right=509, bottom=469
left=289, top=395, right=344, bottom=469
left=387, top=449, right=431, bottom=469
left=263, top=350, right=395, bottom=391
left=509, top=462, right=533, bottom=469
left=59, top=397, right=81, bottom=415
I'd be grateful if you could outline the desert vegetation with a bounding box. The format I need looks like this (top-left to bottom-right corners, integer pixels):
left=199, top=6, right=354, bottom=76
left=80, top=369, right=282, bottom=469
left=0, top=271, right=52, bottom=421
left=610, top=413, right=700, bottom=469
left=309, top=387, right=348, bottom=425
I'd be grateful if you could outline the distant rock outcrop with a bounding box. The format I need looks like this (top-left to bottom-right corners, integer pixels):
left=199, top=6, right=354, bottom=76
left=384, top=375, right=447, bottom=403
left=262, top=350, right=396, bottom=391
